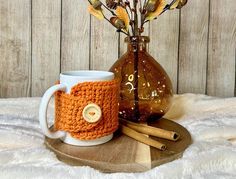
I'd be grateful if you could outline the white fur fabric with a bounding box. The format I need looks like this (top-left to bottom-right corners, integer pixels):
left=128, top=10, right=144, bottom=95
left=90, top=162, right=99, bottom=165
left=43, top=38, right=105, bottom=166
left=0, top=94, right=236, bottom=179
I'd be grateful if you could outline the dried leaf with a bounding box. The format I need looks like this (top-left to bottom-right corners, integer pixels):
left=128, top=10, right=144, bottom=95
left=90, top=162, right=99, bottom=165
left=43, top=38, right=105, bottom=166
left=169, top=0, right=180, bottom=10
left=88, top=5, right=104, bottom=20
left=146, top=0, right=159, bottom=12
left=145, top=0, right=167, bottom=21
left=116, top=6, right=130, bottom=31
left=176, top=0, right=188, bottom=9
left=110, top=17, right=126, bottom=29
left=91, top=0, right=102, bottom=10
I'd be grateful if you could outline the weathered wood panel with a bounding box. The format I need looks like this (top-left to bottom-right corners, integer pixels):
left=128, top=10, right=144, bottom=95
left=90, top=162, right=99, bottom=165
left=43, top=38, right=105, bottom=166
left=61, top=0, right=90, bottom=72
left=90, top=15, right=119, bottom=70
left=0, top=1, right=236, bottom=97
left=0, top=0, right=31, bottom=97
left=149, top=11, right=179, bottom=93
left=178, top=0, right=209, bottom=94
left=31, top=0, right=61, bottom=96
left=207, top=0, right=236, bottom=97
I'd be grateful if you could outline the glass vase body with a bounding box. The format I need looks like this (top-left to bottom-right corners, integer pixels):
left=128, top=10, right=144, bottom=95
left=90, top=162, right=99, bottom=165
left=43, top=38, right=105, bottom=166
left=109, top=36, right=173, bottom=122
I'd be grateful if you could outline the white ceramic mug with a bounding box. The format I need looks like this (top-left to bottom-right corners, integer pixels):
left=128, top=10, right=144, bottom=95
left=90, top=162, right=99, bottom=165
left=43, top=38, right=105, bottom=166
left=39, top=70, right=115, bottom=146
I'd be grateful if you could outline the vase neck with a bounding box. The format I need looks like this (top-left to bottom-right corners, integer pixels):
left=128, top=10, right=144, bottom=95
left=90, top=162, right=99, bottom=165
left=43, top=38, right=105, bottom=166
left=125, top=36, right=149, bottom=52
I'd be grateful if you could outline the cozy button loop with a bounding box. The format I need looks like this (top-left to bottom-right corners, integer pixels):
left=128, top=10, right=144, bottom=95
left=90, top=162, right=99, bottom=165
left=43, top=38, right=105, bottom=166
left=82, top=103, right=102, bottom=123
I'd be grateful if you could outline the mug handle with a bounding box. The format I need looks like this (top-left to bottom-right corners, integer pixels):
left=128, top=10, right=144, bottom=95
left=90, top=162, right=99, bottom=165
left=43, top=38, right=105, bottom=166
left=39, top=84, right=67, bottom=139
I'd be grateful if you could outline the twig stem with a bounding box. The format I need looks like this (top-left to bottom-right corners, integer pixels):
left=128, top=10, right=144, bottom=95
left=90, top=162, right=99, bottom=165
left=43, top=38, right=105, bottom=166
left=100, top=1, right=117, bottom=16
left=133, top=0, right=139, bottom=36
left=102, top=11, right=129, bottom=36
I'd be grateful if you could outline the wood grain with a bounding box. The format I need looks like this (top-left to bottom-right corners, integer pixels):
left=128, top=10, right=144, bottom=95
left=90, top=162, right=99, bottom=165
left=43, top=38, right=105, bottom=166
left=0, top=1, right=236, bottom=97
left=149, top=11, right=179, bottom=93
left=90, top=14, right=119, bottom=70
left=31, top=0, right=61, bottom=96
left=45, top=118, right=192, bottom=173
left=149, top=120, right=190, bottom=168
left=207, top=0, right=236, bottom=97
left=0, top=0, right=31, bottom=97
left=61, top=0, right=90, bottom=72
left=178, top=0, right=209, bottom=94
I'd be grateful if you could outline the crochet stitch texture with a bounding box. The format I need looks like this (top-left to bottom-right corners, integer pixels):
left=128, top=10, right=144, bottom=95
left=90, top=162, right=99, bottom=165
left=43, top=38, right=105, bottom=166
left=55, top=79, right=119, bottom=140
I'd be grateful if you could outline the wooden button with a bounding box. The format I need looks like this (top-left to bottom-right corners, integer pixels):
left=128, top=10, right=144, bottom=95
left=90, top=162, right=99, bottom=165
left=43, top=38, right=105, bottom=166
left=82, top=103, right=102, bottom=123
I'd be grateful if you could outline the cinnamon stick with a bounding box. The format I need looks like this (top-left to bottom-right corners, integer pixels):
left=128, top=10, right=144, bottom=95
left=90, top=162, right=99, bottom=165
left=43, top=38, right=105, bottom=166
left=120, top=124, right=167, bottom=151
left=120, top=119, right=180, bottom=141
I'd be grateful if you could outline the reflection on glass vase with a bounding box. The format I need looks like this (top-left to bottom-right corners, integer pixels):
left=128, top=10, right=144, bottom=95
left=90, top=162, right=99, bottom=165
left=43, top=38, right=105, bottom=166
left=109, top=36, right=173, bottom=123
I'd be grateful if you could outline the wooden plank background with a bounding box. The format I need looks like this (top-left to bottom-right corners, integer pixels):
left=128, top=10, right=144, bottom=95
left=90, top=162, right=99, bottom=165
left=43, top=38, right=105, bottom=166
left=0, top=0, right=235, bottom=98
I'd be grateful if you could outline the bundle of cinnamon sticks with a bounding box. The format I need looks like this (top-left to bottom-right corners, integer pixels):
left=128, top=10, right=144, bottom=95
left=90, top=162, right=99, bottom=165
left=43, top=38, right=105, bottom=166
left=120, top=118, right=180, bottom=151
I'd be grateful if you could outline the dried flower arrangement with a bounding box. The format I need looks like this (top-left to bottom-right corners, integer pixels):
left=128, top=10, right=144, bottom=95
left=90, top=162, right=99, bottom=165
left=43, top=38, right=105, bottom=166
left=87, top=0, right=188, bottom=36
left=86, top=0, right=188, bottom=123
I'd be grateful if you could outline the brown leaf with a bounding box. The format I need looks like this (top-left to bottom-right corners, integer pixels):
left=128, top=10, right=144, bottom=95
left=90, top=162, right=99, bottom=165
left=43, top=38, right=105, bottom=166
left=110, top=17, right=126, bottom=29
left=146, top=0, right=160, bottom=12
left=145, top=0, right=167, bottom=21
left=116, top=6, right=130, bottom=31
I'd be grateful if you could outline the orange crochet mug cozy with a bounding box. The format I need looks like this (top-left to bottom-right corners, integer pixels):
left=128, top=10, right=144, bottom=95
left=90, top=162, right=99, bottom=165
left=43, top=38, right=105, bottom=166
left=39, top=71, right=120, bottom=146
left=55, top=79, right=120, bottom=140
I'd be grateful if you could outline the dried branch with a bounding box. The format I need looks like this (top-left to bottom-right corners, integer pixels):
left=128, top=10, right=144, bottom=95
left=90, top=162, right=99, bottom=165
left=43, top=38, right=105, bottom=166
left=139, top=0, right=143, bottom=13
left=125, top=1, right=135, bottom=36
left=101, top=11, right=129, bottom=36
left=133, top=0, right=139, bottom=36
left=100, top=0, right=116, bottom=16
left=86, top=0, right=188, bottom=37
left=143, top=0, right=148, bottom=9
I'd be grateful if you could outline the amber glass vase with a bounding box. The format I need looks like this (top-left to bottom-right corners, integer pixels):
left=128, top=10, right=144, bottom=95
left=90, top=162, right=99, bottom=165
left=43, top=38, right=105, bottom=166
left=109, top=36, right=173, bottom=122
